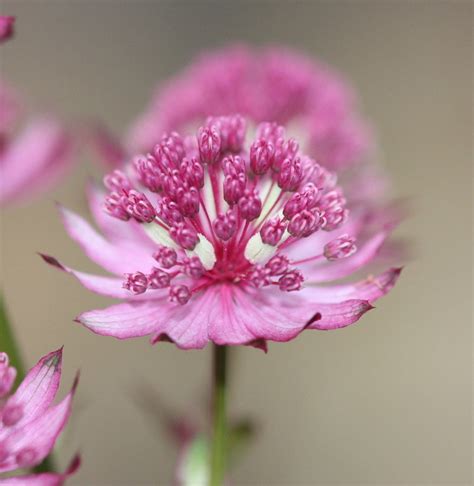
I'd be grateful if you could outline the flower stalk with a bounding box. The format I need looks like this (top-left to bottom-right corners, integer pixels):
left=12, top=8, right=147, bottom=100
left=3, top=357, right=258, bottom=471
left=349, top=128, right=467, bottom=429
left=210, top=344, right=228, bottom=486
left=0, top=293, right=25, bottom=384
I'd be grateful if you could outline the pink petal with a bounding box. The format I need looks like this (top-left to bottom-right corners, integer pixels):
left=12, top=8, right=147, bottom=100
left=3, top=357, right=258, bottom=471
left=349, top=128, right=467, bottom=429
left=0, top=117, right=73, bottom=205
left=39, top=253, right=158, bottom=301
left=305, top=230, right=390, bottom=283
left=76, top=300, right=171, bottom=340
left=1, top=349, right=62, bottom=429
left=0, top=454, right=80, bottom=486
left=151, top=290, right=216, bottom=350
left=0, top=376, right=78, bottom=473
left=303, top=267, right=402, bottom=303
left=58, top=205, right=155, bottom=275
left=305, top=300, right=374, bottom=330
left=207, top=286, right=313, bottom=345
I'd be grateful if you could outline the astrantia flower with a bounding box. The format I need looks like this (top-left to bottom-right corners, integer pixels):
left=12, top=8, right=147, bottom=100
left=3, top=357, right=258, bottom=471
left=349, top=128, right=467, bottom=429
left=125, top=45, right=371, bottom=173
left=0, top=349, right=79, bottom=485
left=43, top=116, right=400, bottom=350
left=0, top=80, right=73, bottom=206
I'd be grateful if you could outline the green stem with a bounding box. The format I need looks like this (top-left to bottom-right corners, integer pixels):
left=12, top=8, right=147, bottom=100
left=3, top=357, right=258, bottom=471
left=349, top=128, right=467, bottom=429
left=209, top=345, right=228, bottom=486
left=0, top=294, right=25, bottom=382
left=0, top=293, right=56, bottom=474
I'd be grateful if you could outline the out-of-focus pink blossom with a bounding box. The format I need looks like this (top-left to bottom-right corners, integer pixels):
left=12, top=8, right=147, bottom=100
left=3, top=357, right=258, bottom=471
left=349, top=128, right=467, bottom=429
left=0, top=80, right=74, bottom=206
left=126, top=45, right=372, bottom=172
left=0, top=349, right=79, bottom=485
left=0, top=16, right=14, bottom=44
left=43, top=117, right=401, bottom=351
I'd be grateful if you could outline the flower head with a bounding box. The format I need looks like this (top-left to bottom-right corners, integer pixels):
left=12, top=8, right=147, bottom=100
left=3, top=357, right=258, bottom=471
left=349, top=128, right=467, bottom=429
left=0, top=79, right=74, bottom=206
left=44, top=116, right=401, bottom=350
left=0, top=349, right=80, bottom=484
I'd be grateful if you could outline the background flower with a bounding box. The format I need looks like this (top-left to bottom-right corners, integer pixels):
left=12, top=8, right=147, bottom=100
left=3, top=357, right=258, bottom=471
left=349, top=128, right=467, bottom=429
left=0, top=80, right=74, bottom=206
left=0, top=349, right=79, bottom=485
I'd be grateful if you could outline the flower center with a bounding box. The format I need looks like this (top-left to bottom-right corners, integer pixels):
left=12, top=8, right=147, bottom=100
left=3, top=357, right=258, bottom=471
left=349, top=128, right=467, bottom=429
left=103, top=115, right=349, bottom=304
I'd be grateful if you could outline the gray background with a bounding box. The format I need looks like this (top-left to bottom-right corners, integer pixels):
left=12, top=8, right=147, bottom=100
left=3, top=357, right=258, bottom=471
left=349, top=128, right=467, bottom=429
left=0, top=1, right=472, bottom=485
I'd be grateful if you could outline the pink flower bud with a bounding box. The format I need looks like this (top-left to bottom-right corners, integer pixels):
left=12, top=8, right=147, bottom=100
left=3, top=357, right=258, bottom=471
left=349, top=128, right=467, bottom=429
left=156, top=197, right=184, bottom=225
left=223, top=173, right=246, bottom=206
left=287, top=209, right=323, bottom=237
left=104, top=192, right=130, bottom=221
left=247, top=264, right=271, bottom=288
left=176, top=186, right=200, bottom=217
left=133, top=154, right=163, bottom=192
left=182, top=257, right=205, bottom=278
left=148, top=268, right=171, bottom=289
left=153, top=245, right=178, bottom=268
left=123, top=190, right=156, bottom=223
left=278, top=269, right=304, bottom=292
left=214, top=210, right=237, bottom=241
left=103, top=170, right=131, bottom=192
left=319, top=188, right=348, bottom=231
left=222, top=155, right=246, bottom=177
left=323, top=234, right=357, bottom=261
left=265, top=255, right=290, bottom=276
left=260, top=218, right=287, bottom=245
left=238, top=189, right=262, bottom=221
left=198, top=125, right=221, bottom=164
left=169, top=285, right=191, bottom=305
left=273, top=138, right=299, bottom=172
left=180, top=156, right=204, bottom=188
left=250, top=138, right=274, bottom=175
left=170, top=223, right=199, bottom=250
left=123, top=272, right=148, bottom=294
left=153, top=133, right=184, bottom=172
left=278, top=156, right=303, bottom=191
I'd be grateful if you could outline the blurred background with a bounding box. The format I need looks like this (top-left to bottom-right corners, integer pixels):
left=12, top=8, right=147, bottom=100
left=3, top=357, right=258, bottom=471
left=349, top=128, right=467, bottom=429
left=0, top=1, right=472, bottom=485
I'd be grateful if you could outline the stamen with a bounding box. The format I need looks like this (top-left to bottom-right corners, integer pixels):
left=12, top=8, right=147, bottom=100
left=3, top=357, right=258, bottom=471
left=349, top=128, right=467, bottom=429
left=123, top=272, right=148, bottom=294
left=198, top=125, right=221, bottom=164
left=260, top=217, right=287, bottom=246
left=148, top=268, right=171, bottom=289
left=278, top=269, right=304, bottom=292
left=123, top=190, right=156, bottom=223
left=214, top=210, right=237, bottom=241
left=169, top=284, right=191, bottom=305
left=323, top=234, right=357, bottom=260
left=153, top=245, right=178, bottom=268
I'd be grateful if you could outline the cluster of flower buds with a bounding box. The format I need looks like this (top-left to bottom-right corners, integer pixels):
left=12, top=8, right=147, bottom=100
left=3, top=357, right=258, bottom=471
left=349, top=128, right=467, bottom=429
left=103, top=115, right=351, bottom=305
left=122, top=245, right=204, bottom=304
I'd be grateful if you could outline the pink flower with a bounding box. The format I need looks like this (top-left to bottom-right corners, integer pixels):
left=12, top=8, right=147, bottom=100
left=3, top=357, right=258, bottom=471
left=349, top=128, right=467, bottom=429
left=0, top=80, right=74, bottom=206
left=0, top=16, right=14, bottom=44
left=43, top=117, right=401, bottom=350
left=0, top=349, right=80, bottom=485
left=125, top=45, right=371, bottom=172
